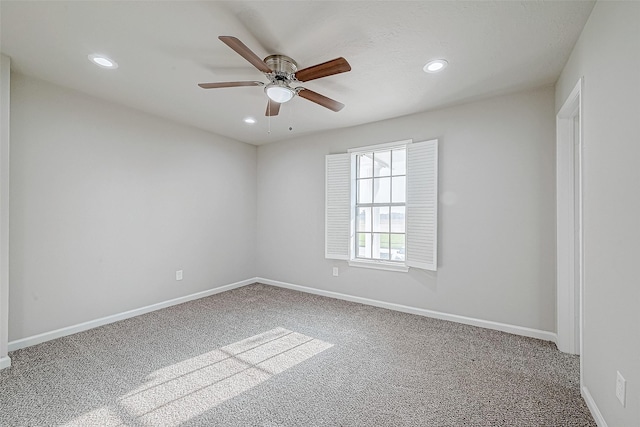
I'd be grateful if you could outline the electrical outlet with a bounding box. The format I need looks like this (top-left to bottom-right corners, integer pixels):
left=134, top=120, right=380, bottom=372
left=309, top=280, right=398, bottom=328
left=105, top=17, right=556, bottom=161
left=176, top=270, right=183, bottom=281
left=616, top=371, right=626, bottom=406
left=332, top=267, right=339, bottom=277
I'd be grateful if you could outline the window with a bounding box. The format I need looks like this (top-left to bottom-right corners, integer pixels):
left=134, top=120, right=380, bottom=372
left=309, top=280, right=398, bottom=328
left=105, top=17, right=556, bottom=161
left=325, top=139, right=438, bottom=271
left=354, top=148, right=406, bottom=262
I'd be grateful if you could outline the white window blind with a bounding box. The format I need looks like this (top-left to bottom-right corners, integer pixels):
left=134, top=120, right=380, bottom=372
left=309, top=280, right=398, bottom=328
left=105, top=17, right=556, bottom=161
left=325, top=153, right=351, bottom=260
left=406, top=140, right=438, bottom=270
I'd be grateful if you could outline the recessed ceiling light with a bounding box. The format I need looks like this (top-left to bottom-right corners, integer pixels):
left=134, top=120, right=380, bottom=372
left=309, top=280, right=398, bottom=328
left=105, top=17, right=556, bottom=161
left=243, top=117, right=257, bottom=124
left=423, top=59, right=448, bottom=73
left=88, top=54, right=118, bottom=69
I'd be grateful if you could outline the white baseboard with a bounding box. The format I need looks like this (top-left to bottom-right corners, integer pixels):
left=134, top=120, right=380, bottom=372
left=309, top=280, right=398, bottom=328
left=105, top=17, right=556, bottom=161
left=582, top=386, right=609, bottom=427
left=7, top=276, right=557, bottom=352
left=257, top=277, right=557, bottom=343
left=7, top=278, right=256, bottom=352
left=0, top=355, right=10, bottom=370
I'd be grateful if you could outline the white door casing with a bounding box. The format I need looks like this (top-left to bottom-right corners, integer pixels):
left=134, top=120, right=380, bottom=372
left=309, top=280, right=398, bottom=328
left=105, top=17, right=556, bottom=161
left=556, top=78, right=583, bottom=366
left=0, top=54, right=10, bottom=370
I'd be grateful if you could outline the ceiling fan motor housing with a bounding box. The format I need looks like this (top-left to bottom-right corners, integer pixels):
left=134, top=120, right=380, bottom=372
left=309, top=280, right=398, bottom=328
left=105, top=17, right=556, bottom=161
left=263, top=55, right=299, bottom=103
left=264, top=54, right=298, bottom=81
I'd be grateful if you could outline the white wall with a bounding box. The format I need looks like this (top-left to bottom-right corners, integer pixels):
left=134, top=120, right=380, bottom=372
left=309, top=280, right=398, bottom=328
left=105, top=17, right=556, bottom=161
left=257, top=87, right=556, bottom=333
left=9, top=73, right=257, bottom=341
left=556, top=2, right=640, bottom=425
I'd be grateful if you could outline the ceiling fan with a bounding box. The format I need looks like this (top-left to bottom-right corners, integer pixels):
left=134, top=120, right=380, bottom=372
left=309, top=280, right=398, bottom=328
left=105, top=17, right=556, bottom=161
left=198, top=36, right=351, bottom=117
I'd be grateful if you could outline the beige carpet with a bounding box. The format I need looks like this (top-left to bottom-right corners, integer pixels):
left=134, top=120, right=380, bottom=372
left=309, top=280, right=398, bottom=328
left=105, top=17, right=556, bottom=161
left=0, top=283, right=595, bottom=426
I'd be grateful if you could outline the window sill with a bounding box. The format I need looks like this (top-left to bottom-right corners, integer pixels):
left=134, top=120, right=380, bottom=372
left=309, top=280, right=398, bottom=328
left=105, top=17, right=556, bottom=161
left=348, top=259, right=409, bottom=273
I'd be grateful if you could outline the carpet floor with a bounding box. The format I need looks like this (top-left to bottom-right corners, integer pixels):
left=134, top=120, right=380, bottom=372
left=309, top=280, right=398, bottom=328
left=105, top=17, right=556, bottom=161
left=0, top=283, right=595, bottom=426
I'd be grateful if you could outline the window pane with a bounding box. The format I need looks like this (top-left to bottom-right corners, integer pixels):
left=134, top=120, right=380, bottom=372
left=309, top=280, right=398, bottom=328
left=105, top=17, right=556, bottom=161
left=390, top=206, right=405, bottom=232
left=357, top=233, right=371, bottom=258
left=373, top=177, right=390, bottom=203
left=358, top=153, right=373, bottom=178
left=373, top=206, right=389, bottom=232
left=373, top=151, right=391, bottom=177
left=391, top=176, right=406, bottom=203
left=357, top=179, right=372, bottom=204
left=390, top=234, right=405, bottom=261
left=392, top=148, right=406, bottom=175
left=356, top=207, right=371, bottom=232
left=373, top=233, right=390, bottom=260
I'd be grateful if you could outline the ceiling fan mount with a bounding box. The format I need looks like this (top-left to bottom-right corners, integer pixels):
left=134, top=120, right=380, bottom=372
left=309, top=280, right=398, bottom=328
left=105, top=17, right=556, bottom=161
left=198, top=36, right=351, bottom=117
left=264, top=54, right=298, bottom=77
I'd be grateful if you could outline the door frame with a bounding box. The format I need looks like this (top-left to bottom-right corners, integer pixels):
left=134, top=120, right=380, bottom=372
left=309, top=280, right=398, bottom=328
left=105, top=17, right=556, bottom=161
left=0, top=54, right=10, bottom=369
left=556, top=77, right=584, bottom=370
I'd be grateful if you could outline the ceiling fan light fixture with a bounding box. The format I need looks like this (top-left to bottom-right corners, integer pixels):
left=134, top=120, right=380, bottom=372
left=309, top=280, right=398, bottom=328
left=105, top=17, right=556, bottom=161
left=265, top=83, right=295, bottom=103
left=200, top=36, right=349, bottom=116
left=423, top=59, right=448, bottom=73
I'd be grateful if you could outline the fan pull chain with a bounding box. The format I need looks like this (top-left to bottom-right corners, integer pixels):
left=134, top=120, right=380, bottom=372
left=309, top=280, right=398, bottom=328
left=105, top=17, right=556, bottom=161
left=288, top=101, right=294, bottom=132
left=267, top=101, right=271, bottom=134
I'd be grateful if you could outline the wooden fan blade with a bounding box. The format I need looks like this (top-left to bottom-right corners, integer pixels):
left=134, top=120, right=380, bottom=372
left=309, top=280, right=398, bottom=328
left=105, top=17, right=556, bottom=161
left=198, top=81, right=263, bottom=89
left=298, top=89, right=344, bottom=112
left=295, top=57, right=351, bottom=82
left=265, top=99, right=281, bottom=116
left=218, top=36, right=272, bottom=73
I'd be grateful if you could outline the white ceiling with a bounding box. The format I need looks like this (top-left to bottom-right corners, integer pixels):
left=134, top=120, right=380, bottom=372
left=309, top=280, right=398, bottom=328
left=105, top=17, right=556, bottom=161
left=1, top=1, right=594, bottom=145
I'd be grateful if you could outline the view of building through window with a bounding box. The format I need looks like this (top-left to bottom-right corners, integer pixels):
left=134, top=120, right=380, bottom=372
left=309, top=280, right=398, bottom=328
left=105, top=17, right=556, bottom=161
left=355, top=147, right=406, bottom=261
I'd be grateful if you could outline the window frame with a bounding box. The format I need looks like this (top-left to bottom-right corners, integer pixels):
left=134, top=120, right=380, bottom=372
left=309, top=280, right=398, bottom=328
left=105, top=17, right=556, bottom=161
left=348, top=140, right=411, bottom=272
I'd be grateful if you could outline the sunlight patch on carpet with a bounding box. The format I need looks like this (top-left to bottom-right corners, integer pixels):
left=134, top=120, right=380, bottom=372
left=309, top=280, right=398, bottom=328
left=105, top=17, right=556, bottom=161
left=62, top=327, right=332, bottom=426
